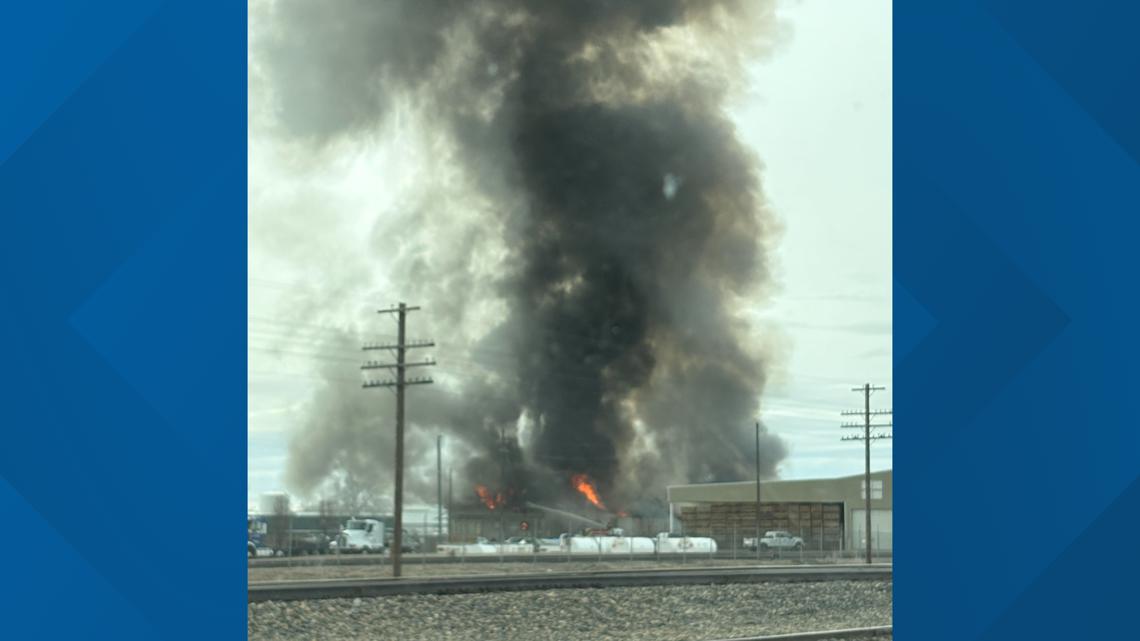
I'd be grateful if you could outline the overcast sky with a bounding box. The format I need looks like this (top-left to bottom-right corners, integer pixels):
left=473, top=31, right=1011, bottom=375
left=248, top=0, right=892, bottom=509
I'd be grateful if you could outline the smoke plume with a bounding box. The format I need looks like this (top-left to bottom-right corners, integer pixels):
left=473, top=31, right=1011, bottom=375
left=252, top=0, right=788, bottom=511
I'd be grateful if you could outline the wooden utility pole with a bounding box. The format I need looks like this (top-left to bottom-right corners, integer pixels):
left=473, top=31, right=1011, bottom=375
left=362, top=303, right=434, bottom=577
left=437, top=435, right=443, bottom=543
left=497, top=428, right=507, bottom=544
left=842, top=384, right=891, bottom=564
left=755, top=421, right=762, bottom=561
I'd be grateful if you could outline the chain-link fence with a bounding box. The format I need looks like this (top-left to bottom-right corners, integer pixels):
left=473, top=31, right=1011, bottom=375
left=248, top=523, right=892, bottom=583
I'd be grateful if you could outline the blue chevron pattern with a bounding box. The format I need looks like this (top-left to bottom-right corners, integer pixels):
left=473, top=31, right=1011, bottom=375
left=897, top=1, right=1140, bottom=639
left=2, top=0, right=1138, bottom=637
left=0, top=2, right=245, bottom=638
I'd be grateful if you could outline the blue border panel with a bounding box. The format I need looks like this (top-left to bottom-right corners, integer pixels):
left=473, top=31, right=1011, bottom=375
left=1, top=2, right=246, bottom=638
left=897, top=1, right=1140, bottom=639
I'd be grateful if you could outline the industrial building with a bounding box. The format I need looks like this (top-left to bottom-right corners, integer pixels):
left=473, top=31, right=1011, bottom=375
left=250, top=493, right=450, bottom=540
left=448, top=504, right=649, bottom=542
left=666, top=470, right=892, bottom=552
left=448, top=506, right=558, bottom=542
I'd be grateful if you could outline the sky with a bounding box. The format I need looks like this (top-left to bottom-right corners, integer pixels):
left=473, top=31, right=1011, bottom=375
left=730, top=0, right=893, bottom=480
left=248, top=0, right=892, bottom=509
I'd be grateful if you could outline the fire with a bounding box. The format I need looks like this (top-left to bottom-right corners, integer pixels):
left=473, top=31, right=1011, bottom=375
left=474, top=484, right=508, bottom=510
left=474, top=484, right=499, bottom=510
left=570, top=473, right=607, bottom=510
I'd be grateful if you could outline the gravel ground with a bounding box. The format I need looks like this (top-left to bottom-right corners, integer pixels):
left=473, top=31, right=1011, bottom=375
left=248, top=580, right=891, bottom=641
left=249, top=560, right=880, bottom=583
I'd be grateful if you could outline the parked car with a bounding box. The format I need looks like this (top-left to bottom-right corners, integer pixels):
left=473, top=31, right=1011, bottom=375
left=744, top=530, right=805, bottom=552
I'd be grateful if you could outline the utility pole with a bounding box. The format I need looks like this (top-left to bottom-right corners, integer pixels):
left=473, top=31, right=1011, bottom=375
left=447, top=466, right=453, bottom=544
left=437, top=435, right=443, bottom=543
left=755, top=421, right=762, bottom=561
left=362, top=302, right=435, bottom=578
left=497, top=427, right=507, bottom=544
left=842, top=384, right=892, bottom=564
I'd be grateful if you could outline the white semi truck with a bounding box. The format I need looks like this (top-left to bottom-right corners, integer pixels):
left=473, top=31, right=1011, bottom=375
left=330, top=518, right=422, bottom=553
left=331, top=518, right=386, bottom=553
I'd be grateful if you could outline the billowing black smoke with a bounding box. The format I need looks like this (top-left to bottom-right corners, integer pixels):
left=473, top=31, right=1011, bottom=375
left=254, top=0, right=788, bottom=511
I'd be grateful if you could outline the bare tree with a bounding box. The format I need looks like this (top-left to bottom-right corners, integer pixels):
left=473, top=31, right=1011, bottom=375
left=268, top=494, right=291, bottom=556
left=319, top=498, right=339, bottom=538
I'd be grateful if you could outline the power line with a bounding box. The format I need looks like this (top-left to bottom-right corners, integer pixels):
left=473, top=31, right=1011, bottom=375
left=252, top=340, right=627, bottom=388
left=249, top=346, right=361, bottom=364
left=248, top=314, right=366, bottom=333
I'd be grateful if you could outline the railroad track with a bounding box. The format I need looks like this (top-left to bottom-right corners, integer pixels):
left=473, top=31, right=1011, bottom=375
left=712, top=625, right=892, bottom=640
left=248, top=563, right=890, bottom=602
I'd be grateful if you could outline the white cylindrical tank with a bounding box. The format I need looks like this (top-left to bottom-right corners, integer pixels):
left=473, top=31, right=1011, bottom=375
left=603, top=537, right=657, bottom=554
left=437, top=543, right=499, bottom=556
left=561, top=536, right=658, bottom=555
left=655, top=535, right=718, bottom=554
left=563, top=535, right=605, bottom=554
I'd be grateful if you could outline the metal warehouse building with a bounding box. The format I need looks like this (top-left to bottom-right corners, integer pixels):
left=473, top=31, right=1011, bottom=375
left=666, top=469, right=892, bottom=552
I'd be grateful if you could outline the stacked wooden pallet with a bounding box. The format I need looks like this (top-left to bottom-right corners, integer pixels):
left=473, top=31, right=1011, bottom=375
left=679, top=502, right=844, bottom=550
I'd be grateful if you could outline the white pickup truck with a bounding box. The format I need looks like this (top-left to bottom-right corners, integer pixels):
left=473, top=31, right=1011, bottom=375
left=744, top=530, right=805, bottom=552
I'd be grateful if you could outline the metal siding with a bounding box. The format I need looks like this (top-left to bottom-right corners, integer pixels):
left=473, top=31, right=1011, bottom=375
left=667, top=470, right=892, bottom=509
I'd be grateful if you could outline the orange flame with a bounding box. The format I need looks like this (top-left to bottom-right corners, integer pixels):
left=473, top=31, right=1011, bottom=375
left=474, top=484, right=499, bottom=510
left=570, top=473, right=607, bottom=510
